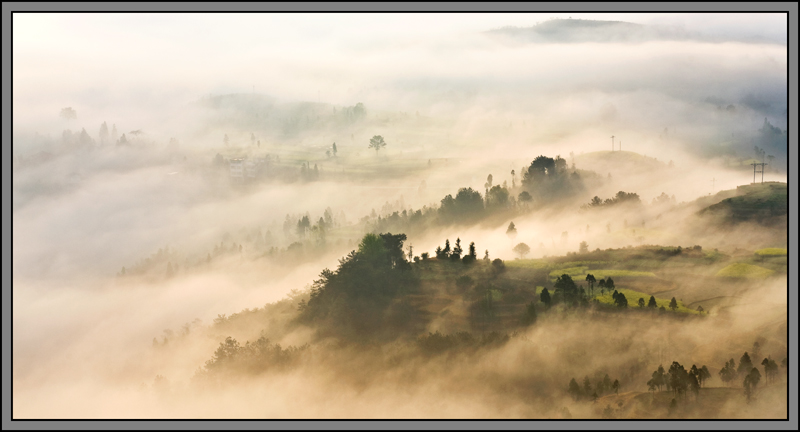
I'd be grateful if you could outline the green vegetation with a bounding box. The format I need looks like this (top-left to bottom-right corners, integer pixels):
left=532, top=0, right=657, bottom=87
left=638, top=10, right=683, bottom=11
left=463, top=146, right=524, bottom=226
left=716, top=263, right=775, bottom=279
left=699, top=182, right=787, bottom=224
left=594, top=288, right=699, bottom=314
left=755, top=248, right=787, bottom=256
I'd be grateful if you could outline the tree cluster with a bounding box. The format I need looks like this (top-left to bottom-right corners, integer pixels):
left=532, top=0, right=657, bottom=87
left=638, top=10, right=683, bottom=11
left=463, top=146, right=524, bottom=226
left=434, top=238, right=478, bottom=265
left=567, top=373, right=621, bottom=402
left=584, top=191, right=642, bottom=209
left=297, top=233, right=420, bottom=341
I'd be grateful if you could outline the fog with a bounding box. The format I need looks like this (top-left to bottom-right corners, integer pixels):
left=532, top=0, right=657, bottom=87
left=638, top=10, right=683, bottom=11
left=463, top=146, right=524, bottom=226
left=11, top=13, right=788, bottom=419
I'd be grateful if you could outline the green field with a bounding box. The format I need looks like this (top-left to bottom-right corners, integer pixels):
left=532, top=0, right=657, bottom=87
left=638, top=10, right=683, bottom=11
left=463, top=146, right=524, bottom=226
left=548, top=267, right=656, bottom=280
left=593, top=288, right=700, bottom=314
left=755, top=248, right=787, bottom=256
left=716, top=263, right=775, bottom=279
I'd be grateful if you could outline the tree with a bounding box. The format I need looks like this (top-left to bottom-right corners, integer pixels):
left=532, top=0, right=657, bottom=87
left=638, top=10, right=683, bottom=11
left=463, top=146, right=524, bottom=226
left=223, top=134, right=229, bottom=146
left=669, top=297, right=678, bottom=311
left=443, top=239, right=451, bottom=257
left=638, top=297, right=645, bottom=308
left=614, top=292, right=628, bottom=308
left=647, top=378, right=657, bottom=397
left=583, top=376, right=592, bottom=395
left=568, top=378, right=581, bottom=401
left=585, top=274, right=596, bottom=296
left=492, top=258, right=505, bottom=273
left=605, top=277, right=615, bottom=291
left=369, top=135, right=387, bottom=153
left=737, top=352, right=753, bottom=379
left=439, top=188, right=485, bottom=221
left=761, top=356, right=778, bottom=385
left=462, top=241, right=477, bottom=265
left=698, top=365, right=711, bottom=388
left=483, top=250, right=490, bottom=261
left=518, top=191, right=532, bottom=205
left=99, top=121, right=109, bottom=145
left=451, top=238, right=463, bottom=260
left=598, top=279, right=606, bottom=295
left=667, top=361, right=689, bottom=399
left=540, top=288, right=552, bottom=308
left=487, top=185, right=510, bottom=208
left=579, top=241, right=589, bottom=254
left=743, top=367, right=761, bottom=401
left=506, top=222, right=517, bottom=240
left=719, top=358, right=736, bottom=386
left=751, top=341, right=761, bottom=361
left=60, top=107, right=77, bottom=120
left=513, top=243, right=531, bottom=259
left=612, top=379, right=620, bottom=394
left=332, top=142, right=337, bottom=156
left=652, top=365, right=666, bottom=391
left=554, top=274, right=579, bottom=306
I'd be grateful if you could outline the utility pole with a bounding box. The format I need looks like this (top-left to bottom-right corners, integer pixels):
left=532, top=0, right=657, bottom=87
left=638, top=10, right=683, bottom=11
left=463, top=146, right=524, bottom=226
left=611, top=135, right=615, bottom=152
left=751, top=162, right=767, bottom=184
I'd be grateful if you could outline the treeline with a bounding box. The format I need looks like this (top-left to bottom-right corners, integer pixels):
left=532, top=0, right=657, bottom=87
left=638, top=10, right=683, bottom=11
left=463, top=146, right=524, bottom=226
left=567, top=373, right=622, bottom=402
left=371, top=154, right=595, bottom=235
left=642, top=347, right=787, bottom=411
left=192, top=336, right=309, bottom=388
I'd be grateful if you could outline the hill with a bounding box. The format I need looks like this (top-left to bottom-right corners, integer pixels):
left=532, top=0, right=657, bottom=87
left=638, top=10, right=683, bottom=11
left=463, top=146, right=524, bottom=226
left=574, top=150, right=667, bottom=175
left=698, top=182, right=787, bottom=224
left=486, top=18, right=782, bottom=45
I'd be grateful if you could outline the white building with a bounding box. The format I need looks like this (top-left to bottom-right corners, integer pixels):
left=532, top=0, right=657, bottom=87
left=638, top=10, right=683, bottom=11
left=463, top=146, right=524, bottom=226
left=230, top=156, right=266, bottom=182
left=229, top=158, right=245, bottom=181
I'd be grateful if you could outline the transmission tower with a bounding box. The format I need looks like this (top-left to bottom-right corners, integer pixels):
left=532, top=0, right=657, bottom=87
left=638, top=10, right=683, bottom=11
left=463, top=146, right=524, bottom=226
left=751, top=162, right=767, bottom=184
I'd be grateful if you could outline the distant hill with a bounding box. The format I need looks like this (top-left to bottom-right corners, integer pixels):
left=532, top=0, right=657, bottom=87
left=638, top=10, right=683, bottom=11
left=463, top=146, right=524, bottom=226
left=574, top=150, right=667, bottom=174
left=486, top=18, right=783, bottom=45
left=698, top=182, right=787, bottom=224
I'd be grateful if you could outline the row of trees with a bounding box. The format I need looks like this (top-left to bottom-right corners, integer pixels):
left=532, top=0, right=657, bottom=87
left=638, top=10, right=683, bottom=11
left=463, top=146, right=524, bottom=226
left=568, top=374, right=621, bottom=402
left=647, top=362, right=710, bottom=400
left=433, top=238, right=479, bottom=264
left=719, top=350, right=784, bottom=399
left=583, top=191, right=642, bottom=209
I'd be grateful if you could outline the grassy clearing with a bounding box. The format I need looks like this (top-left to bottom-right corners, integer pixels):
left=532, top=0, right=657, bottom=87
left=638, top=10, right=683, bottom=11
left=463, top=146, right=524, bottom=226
left=716, top=263, right=775, bottom=279
left=549, top=266, right=589, bottom=279
left=755, top=248, right=787, bottom=256
left=506, top=259, right=550, bottom=269
left=591, top=270, right=657, bottom=279
left=593, top=288, right=700, bottom=315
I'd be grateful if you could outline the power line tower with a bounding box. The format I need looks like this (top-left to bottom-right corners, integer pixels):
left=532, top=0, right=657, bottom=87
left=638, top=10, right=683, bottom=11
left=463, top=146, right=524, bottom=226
left=751, top=162, right=767, bottom=184
left=611, top=135, right=615, bottom=151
